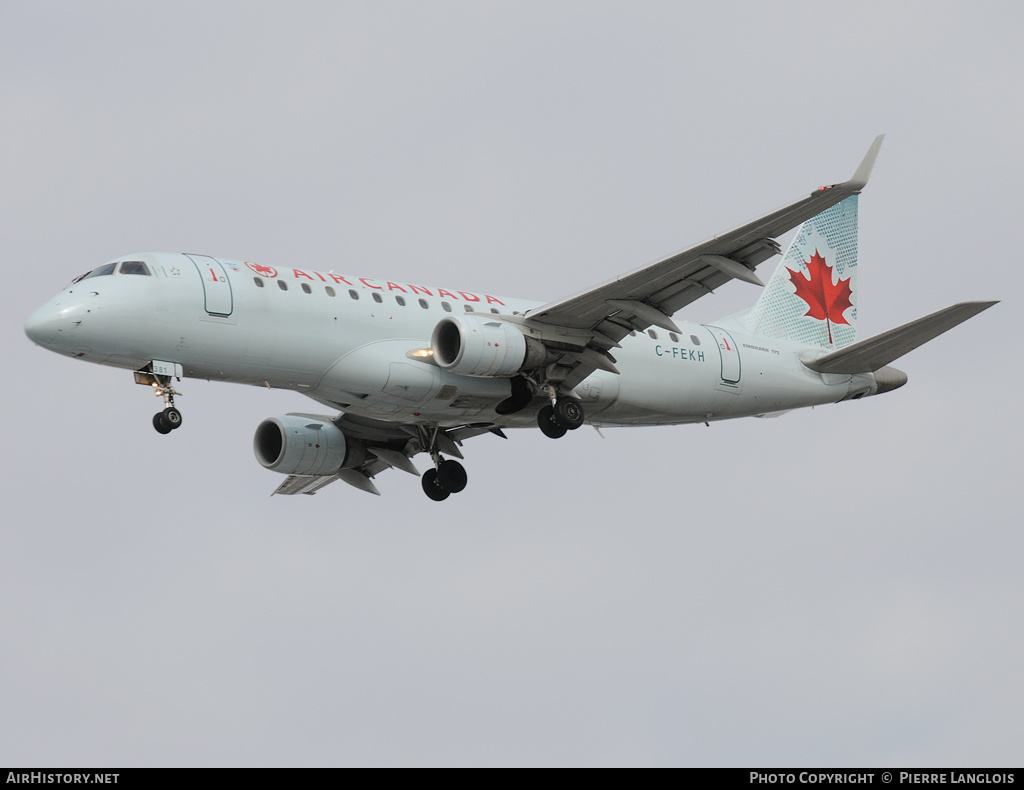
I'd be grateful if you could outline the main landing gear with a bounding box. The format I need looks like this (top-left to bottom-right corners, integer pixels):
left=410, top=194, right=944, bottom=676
left=421, top=458, right=468, bottom=501
left=537, top=395, right=585, bottom=439
left=417, top=425, right=470, bottom=501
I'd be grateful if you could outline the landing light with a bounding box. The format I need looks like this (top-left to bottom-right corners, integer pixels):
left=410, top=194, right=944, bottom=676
left=408, top=348, right=434, bottom=358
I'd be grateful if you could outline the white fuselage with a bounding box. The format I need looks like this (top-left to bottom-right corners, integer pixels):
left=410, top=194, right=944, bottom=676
left=26, top=252, right=878, bottom=429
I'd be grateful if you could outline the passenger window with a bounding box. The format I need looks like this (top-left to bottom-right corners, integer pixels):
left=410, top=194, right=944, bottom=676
left=442, top=302, right=452, bottom=313
left=418, top=299, right=429, bottom=309
left=349, top=289, right=359, bottom=300
left=119, top=261, right=150, bottom=276
left=464, top=305, right=474, bottom=313
left=669, top=332, right=679, bottom=343
left=301, top=283, right=312, bottom=294
left=253, top=277, right=265, bottom=288
left=490, top=308, right=500, bottom=314
left=278, top=280, right=288, bottom=291
left=648, top=330, right=658, bottom=340
left=395, top=296, right=406, bottom=306
left=690, top=335, right=701, bottom=346
left=372, top=292, right=383, bottom=303
left=325, top=286, right=336, bottom=297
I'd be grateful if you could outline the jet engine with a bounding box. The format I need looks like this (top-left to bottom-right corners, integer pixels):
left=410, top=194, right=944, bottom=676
left=431, top=314, right=545, bottom=377
left=254, top=414, right=362, bottom=476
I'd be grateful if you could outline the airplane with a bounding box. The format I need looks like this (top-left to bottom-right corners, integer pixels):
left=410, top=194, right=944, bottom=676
left=24, top=136, right=996, bottom=500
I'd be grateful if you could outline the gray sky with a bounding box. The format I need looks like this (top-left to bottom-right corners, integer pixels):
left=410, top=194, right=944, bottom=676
left=2, top=0, right=1022, bottom=767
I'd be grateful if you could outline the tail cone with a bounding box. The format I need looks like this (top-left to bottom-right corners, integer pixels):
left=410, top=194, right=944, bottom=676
left=873, top=365, right=908, bottom=395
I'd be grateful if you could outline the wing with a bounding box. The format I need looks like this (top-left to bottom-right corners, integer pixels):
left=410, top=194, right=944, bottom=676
left=521, top=136, right=885, bottom=390
left=270, top=412, right=505, bottom=496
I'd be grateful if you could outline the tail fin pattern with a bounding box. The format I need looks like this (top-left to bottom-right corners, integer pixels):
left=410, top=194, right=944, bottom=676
left=748, top=195, right=860, bottom=349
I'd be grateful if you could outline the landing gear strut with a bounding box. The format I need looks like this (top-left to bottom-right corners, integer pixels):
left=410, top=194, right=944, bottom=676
left=537, top=393, right=585, bottom=439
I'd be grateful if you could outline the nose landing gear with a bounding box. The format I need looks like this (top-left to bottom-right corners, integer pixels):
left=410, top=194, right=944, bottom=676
left=151, top=380, right=184, bottom=434
left=135, top=362, right=184, bottom=434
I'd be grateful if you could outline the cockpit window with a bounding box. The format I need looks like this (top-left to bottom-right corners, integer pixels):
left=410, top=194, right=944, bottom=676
left=86, top=263, right=117, bottom=279
left=71, top=263, right=117, bottom=284
left=119, top=261, right=150, bottom=276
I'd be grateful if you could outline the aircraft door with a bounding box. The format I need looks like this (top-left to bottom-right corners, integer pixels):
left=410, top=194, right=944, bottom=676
left=186, top=254, right=234, bottom=316
left=705, top=326, right=741, bottom=386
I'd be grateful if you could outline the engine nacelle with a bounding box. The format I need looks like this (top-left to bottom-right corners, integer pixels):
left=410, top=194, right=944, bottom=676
left=254, top=414, right=358, bottom=476
left=431, top=314, right=545, bottom=377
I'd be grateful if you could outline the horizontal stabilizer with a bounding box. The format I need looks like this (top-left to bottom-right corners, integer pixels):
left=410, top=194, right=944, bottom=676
left=803, top=301, right=997, bottom=374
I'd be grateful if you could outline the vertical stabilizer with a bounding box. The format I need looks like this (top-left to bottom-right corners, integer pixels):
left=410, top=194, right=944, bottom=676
left=747, top=195, right=859, bottom=349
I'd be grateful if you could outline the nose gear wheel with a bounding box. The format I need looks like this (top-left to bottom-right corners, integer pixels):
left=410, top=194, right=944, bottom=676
left=153, top=412, right=173, bottom=434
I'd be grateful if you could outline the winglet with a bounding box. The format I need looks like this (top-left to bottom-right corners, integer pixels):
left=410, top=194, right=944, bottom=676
left=845, top=134, right=885, bottom=191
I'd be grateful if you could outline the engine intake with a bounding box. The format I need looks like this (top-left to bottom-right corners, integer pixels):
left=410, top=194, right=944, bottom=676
left=431, top=315, right=544, bottom=377
left=254, top=414, right=359, bottom=476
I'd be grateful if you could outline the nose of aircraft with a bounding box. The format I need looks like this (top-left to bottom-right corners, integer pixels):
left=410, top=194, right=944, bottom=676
left=24, top=301, right=61, bottom=347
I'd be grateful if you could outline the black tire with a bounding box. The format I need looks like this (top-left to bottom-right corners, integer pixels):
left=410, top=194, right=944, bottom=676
left=437, top=459, right=468, bottom=493
left=422, top=468, right=450, bottom=501
left=153, top=413, right=172, bottom=434
left=162, top=407, right=183, bottom=429
left=553, top=398, right=585, bottom=430
left=537, top=405, right=568, bottom=439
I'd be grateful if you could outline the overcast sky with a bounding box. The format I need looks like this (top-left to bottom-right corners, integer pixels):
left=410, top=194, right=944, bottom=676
left=2, top=0, right=1022, bottom=767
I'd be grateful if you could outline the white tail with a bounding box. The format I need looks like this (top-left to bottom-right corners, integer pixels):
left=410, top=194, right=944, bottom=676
left=746, top=195, right=860, bottom=349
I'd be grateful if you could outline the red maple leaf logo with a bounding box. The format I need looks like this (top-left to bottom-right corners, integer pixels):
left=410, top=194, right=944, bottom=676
left=787, top=250, right=853, bottom=344
left=246, top=262, right=278, bottom=278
